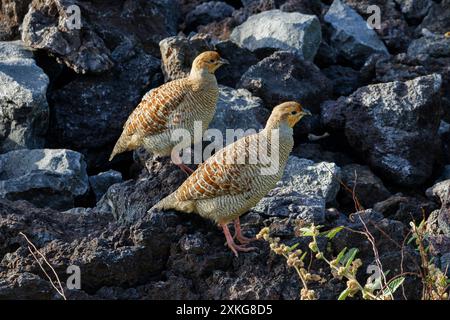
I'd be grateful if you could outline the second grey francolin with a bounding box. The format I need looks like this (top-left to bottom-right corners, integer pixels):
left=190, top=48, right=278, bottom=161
left=151, top=102, right=311, bottom=256
left=109, top=51, right=228, bottom=174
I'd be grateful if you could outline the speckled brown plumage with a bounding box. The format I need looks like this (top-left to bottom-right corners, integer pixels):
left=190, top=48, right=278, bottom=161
left=152, top=102, right=311, bottom=256
left=109, top=51, right=228, bottom=173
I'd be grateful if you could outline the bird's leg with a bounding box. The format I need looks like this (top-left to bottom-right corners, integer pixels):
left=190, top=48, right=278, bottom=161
left=221, top=223, right=257, bottom=257
left=171, top=151, right=194, bottom=175
left=233, top=218, right=256, bottom=245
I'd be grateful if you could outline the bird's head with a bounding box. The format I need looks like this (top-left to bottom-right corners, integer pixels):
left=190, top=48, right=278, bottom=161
left=191, top=51, right=229, bottom=74
left=266, top=101, right=311, bottom=129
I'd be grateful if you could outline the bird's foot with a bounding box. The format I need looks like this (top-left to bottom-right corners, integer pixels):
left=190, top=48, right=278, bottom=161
left=227, top=242, right=258, bottom=257
left=221, top=222, right=257, bottom=257
left=235, top=234, right=257, bottom=245
left=233, top=218, right=257, bottom=245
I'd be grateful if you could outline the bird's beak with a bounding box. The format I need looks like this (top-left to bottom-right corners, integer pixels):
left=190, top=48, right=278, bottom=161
left=301, top=109, right=312, bottom=116
left=219, top=58, right=229, bottom=65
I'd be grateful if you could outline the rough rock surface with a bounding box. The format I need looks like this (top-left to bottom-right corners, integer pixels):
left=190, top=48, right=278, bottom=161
left=0, top=41, right=49, bottom=153
left=230, top=9, right=321, bottom=61
left=89, top=170, right=123, bottom=202
left=21, top=0, right=179, bottom=73
left=338, top=164, right=391, bottom=209
left=159, top=35, right=259, bottom=87
left=324, top=0, right=389, bottom=66
left=321, top=74, right=442, bottom=187
left=238, top=51, right=332, bottom=111
left=342, top=0, right=412, bottom=54
left=47, top=46, right=161, bottom=169
left=395, top=0, right=432, bottom=21
left=0, top=0, right=32, bottom=41
left=418, top=0, right=450, bottom=34
left=252, top=156, right=341, bottom=224
left=208, top=86, right=268, bottom=139
left=0, top=149, right=88, bottom=209
left=159, top=35, right=213, bottom=82
left=185, top=1, right=234, bottom=32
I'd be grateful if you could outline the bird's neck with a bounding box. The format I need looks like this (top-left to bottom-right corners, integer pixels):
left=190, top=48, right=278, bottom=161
left=189, top=68, right=217, bottom=89
left=261, top=123, right=294, bottom=154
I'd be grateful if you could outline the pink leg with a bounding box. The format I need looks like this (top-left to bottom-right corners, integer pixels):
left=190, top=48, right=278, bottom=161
left=233, top=218, right=256, bottom=245
left=171, top=151, right=194, bottom=175
left=221, top=223, right=257, bottom=257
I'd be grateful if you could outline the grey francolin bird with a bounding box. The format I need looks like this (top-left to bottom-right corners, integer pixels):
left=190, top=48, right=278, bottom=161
left=109, top=51, right=229, bottom=174
left=151, top=102, right=311, bottom=256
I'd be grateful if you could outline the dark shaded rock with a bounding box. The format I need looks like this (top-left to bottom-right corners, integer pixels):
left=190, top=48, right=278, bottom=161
left=322, top=65, right=361, bottom=96
left=48, top=46, right=161, bottom=170
left=21, top=0, right=179, bottom=73
left=96, top=157, right=186, bottom=224
left=418, top=0, right=450, bottom=35
left=321, top=74, right=443, bottom=187
left=0, top=149, right=89, bottom=210
left=293, top=143, right=354, bottom=167
left=395, top=0, right=432, bottom=22
left=230, top=9, right=322, bottom=61
left=324, top=0, right=389, bottom=67
left=185, top=1, right=234, bottom=32
left=197, top=15, right=242, bottom=42
left=215, top=40, right=259, bottom=88
left=238, top=51, right=332, bottom=112
left=373, top=193, right=437, bottom=224
left=0, top=0, right=32, bottom=41
left=338, top=164, right=391, bottom=209
left=0, top=41, right=49, bottom=153
left=280, top=0, right=323, bottom=15
left=408, top=33, right=450, bottom=58
left=89, top=170, right=123, bottom=202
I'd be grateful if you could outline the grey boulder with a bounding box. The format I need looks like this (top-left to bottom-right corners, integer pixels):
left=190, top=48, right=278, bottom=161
left=252, top=156, right=341, bottom=224
left=238, top=51, right=332, bottom=112
left=0, top=41, right=49, bottom=153
left=0, top=149, right=89, bottom=209
left=207, top=86, right=269, bottom=139
left=230, top=9, right=321, bottom=61
left=324, top=0, right=389, bottom=66
left=321, top=74, right=442, bottom=187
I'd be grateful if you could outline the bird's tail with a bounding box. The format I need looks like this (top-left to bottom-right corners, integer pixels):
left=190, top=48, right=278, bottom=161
left=150, top=192, right=195, bottom=213
left=109, top=133, right=134, bottom=161
left=151, top=192, right=178, bottom=211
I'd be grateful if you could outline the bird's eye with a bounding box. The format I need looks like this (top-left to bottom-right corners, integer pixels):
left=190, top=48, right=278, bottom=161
left=291, top=111, right=298, bottom=115
left=210, top=59, right=215, bottom=63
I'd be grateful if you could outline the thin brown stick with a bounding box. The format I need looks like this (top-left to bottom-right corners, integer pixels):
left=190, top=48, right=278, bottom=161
left=19, top=232, right=67, bottom=300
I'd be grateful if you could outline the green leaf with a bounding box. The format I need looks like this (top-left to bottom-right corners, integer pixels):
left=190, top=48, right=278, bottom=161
left=300, top=251, right=307, bottom=261
left=382, top=277, right=405, bottom=297
left=407, top=235, right=416, bottom=245
left=325, top=226, right=344, bottom=239
left=287, top=243, right=299, bottom=252
left=299, top=228, right=315, bottom=237
left=344, top=248, right=359, bottom=269
left=335, top=248, right=347, bottom=264
left=338, top=288, right=351, bottom=300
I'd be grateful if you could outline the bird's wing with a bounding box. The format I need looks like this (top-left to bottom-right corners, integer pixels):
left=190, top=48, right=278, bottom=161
left=123, top=78, right=192, bottom=137
left=176, top=134, right=260, bottom=201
